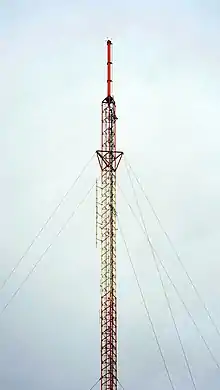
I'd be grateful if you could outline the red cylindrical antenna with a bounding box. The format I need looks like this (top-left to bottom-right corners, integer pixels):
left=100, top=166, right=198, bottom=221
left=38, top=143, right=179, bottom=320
left=107, top=40, right=112, bottom=97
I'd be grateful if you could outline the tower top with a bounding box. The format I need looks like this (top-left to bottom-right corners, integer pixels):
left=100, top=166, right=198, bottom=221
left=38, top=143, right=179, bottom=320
left=107, top=40, right=113, bottom=97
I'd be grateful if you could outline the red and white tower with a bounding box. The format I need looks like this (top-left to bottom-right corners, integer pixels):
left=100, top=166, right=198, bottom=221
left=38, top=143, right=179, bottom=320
left=96, top=40, right=123, bottom=390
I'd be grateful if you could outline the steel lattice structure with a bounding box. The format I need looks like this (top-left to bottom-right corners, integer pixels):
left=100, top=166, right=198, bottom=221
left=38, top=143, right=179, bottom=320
left=96, top=40, right=123, bottom=390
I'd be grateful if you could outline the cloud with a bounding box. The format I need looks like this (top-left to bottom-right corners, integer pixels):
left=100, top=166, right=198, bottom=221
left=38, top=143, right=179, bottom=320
left=0, top=1, right=220, bottom=389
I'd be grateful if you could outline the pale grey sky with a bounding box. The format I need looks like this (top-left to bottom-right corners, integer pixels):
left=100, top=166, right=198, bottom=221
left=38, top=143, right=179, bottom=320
left=0, top=1, right=220, bottom=389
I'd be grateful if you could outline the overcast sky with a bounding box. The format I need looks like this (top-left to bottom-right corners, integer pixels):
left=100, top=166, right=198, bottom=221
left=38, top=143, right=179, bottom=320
left=0, top=1, right=220, bottom=389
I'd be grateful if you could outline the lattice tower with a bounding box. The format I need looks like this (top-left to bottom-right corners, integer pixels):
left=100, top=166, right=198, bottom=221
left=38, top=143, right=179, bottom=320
left=96, top=40, right=123, bottom=390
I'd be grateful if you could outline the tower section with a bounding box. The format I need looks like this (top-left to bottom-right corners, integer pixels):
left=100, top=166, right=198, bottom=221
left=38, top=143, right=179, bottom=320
left=96, top=40, right=123, bottom=390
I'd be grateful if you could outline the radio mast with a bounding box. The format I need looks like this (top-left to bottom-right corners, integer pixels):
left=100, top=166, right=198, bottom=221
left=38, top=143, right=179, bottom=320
left=96, top=40, right=123, bottom=390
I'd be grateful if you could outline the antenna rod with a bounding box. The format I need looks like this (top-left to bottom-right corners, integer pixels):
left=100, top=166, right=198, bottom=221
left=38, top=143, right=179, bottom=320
left=107, top=40, right=112, bottom=97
